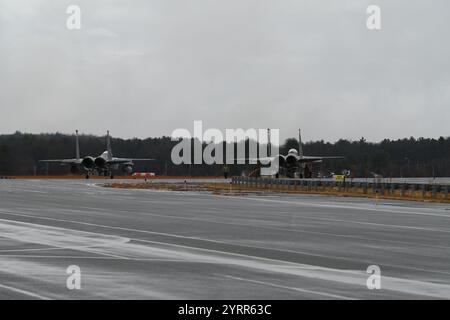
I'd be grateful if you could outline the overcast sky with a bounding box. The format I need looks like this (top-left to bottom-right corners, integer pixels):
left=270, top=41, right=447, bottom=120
left=0, top=0, right=449, bottom=142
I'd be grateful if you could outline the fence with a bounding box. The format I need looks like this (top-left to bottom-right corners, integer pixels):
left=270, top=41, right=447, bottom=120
left=231, top=176, right=449, bottom=201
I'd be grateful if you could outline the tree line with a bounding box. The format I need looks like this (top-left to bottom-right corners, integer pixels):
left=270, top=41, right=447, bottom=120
left=0, top=131, right=449, bottom=177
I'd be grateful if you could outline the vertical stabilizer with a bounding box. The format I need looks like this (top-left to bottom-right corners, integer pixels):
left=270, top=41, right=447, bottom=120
left=75, top=130, right=80, bottom=160
left=298, top=129, right=303, bottom=158
left=106, top=130, right=112, bottom=157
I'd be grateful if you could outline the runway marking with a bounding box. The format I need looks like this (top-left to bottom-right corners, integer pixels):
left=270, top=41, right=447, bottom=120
left=0, top=247, right=76, bottom=253
left=0, top=218, right=131, bottom=260
left=0, top=283, right=52, bottom=300
left=0, top=214, right=450, bottom=298
left=101, top=183, right=449, bottom=216
left=0, top=255, right=184, bottom=261
left=0, top=255, right=121, bottom=259
left=2, top=210, right=450, bottom=277
left=110, top=206, right=450, bottom=249
left=106, top=239, right=450, bottom=299
left=131, top=237, right=450, bottom=278
left=239, top=196, right=450, bottom=219
left=4, top=205, right=450, bottom=254
left=92, top=185, right=450, bottom=229
left=275, top=213, right=450, bottom=233
left=223, top=275, right=356, bottom=300
left=8, top=180, right=448, bottom=221
left=0, top=210, right=418, bottom=264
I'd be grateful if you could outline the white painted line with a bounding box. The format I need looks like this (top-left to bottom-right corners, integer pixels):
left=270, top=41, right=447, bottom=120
left=0, top=283, right=52, bottom=300
left=0, top=218, right=131, bottom=260
left=223, top=275, right=356, bottom=300
left=240, top=196, right=450, bottom=219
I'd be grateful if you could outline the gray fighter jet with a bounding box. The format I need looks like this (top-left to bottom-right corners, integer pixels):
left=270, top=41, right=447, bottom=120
left=241, top=129, right=344, bottom=178
left=40, top=130, right=154, bottom=179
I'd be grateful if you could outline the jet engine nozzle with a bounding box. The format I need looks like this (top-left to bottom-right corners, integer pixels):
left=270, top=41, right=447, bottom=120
left=94, top=157, right=107, bottom=168
left=274, top=155, right=286, bottom=168
left=81, top=156, right=95, bottom=169
left=286, top=154, right=298, bottom=167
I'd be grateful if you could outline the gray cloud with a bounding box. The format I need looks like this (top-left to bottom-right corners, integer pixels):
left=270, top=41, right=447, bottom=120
left=0, top=0, right=449, bottom=142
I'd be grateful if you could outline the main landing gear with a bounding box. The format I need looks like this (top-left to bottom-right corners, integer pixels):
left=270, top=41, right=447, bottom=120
left=103, top=171, right=114, bottom=179
left=84, top=171, right=114, bottom=179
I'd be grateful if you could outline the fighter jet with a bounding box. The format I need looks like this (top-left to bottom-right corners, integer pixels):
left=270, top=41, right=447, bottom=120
left=242, top=129, right=344, bottom=178
left=40, top=130, right=154, bottom=179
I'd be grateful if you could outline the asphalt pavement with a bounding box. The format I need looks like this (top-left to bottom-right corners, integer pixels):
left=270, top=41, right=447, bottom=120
left=0, top=179, right=449, bottom=299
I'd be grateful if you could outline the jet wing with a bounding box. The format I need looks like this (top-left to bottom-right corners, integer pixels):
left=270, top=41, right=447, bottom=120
left=234, top=156, right=275, bottom=164
left=39, top=159, right=82, bottom=165
left=298, top=156, right=344, bottom=163
left=106, top=158, right=155, bottom=165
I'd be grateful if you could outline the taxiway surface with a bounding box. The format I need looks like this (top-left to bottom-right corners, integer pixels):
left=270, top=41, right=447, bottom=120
left=0, top=179, right=449, bottom=299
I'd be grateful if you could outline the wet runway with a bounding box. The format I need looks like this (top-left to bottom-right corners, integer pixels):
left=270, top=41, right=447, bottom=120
left=0, top=179, right=449, bottom=299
